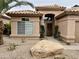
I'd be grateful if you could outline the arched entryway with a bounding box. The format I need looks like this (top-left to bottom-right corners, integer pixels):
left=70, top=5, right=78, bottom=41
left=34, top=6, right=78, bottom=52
left=44, top=14, right=55, bottom=36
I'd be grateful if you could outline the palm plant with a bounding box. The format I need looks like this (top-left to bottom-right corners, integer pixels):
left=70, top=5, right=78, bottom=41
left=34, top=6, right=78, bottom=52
left=0, top=0, right=34, bottom=45
left=0, top=0, right=34, bottom=18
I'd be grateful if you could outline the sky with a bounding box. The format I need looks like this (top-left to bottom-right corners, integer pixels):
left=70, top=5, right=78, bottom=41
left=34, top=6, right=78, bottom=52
left=26, top=0, right=79, bottom=7
left=9, top=0, right=79, bottom=11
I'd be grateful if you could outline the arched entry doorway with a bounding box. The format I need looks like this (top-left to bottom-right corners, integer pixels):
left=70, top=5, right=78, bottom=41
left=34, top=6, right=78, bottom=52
left=44, top=14, right=55, bottom=36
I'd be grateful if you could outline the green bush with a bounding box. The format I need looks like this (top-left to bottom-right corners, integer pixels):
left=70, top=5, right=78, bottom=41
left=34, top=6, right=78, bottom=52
left=3, top=22, right=11, bottom=36
left=7, top=43, right=18, bottom=51
left=54, top=25, right=60, bottom=38
left=40, top=25, right=45, bottom=38
left=54, top=25, right=62, bottom=41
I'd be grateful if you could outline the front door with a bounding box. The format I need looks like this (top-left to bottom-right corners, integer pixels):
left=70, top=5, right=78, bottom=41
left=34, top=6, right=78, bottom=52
left=46, top=23, right=52, bottom=36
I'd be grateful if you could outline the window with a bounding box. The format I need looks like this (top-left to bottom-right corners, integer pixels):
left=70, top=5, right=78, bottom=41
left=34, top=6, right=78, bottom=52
left=22, top=18, right=29, bottom=21
left=17, top=21, right=33, bottom=35
left=17, top=21, right=25, bottom=34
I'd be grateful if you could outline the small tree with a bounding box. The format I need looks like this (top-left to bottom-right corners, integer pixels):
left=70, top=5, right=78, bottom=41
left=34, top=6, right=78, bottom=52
left=0, top=0, right=34, bottom=18
left=73, top=5, right=79, bottom=7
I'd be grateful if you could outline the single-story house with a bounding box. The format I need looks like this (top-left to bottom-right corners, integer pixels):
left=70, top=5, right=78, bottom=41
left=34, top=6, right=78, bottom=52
left=4, top=4, right=79, bottom=43
left=6, top=10, right=43, bottom=40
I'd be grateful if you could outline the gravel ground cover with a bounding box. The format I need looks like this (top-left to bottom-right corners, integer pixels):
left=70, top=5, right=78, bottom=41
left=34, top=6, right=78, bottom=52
left=0, top=36, right=79, bottom=59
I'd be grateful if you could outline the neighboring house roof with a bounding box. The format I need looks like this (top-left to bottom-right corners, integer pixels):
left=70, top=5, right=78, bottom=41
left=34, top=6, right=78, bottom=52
left=65, top=7, right=79, bottom=13
left=0, top=14, right=11, bottom=20
left=6, top=10, right=43, bottom=17
left=56, top=7, right=79, bottom=19
left=35, top=4, right=66, bottom=11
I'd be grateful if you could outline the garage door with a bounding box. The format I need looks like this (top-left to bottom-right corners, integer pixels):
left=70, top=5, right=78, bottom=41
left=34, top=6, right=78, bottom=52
left=75, top=21, right=79, bottom=42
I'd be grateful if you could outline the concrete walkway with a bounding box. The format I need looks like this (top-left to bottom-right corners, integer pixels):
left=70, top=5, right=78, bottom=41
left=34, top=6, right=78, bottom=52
left=45, top=37, right=60, bottom=43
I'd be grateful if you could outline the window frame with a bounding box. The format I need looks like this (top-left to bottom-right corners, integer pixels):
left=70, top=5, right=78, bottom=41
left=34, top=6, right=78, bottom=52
left=17, top=21, right=33, bottom=35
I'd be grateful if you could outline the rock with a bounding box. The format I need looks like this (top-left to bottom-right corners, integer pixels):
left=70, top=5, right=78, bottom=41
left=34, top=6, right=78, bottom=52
left=30, top=40, right=64, bottom=58
left=54, top=54, right=65, bottom=59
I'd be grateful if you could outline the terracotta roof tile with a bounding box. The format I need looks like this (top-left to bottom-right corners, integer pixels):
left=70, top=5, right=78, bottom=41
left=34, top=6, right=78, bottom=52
left=35, top=4, right=66, bottom=11
left=6, top=10, right=43, bottom=17
left=6, top=10, right=41, bottom=14
left=37, top=4, right=65, bottom=8
left=56, top=7, right=79, bottom=19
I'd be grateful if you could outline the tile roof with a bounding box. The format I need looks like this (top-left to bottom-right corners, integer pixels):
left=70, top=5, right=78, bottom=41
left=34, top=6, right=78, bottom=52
left=0, top=14, right=11, bottom=19
left=38, top=4, right=65, bottom=8
left=6, top=10, right=43, bottom=17
left=56, top=7, right=79, bottom=19
left=6, top=10, right=42, bottom=14
left=35, top=4, right=66, bottom=11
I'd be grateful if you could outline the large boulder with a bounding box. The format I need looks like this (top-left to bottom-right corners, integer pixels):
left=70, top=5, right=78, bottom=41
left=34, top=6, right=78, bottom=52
left=30, top=40, right=64, bottom=58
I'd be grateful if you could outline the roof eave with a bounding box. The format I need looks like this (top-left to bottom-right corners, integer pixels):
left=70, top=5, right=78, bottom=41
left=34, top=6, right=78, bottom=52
left=6, top=13, right=43, bottom=17
left=35, top=6, right=66, bottom=11
left=0, top=14, right=11, bottom=20
left=55, top=11, right=79, bottom=20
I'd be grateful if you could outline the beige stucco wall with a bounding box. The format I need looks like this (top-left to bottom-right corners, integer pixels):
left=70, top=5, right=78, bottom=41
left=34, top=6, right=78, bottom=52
left=56, top=17, right=68, bottom=38
left=67, top=15, right=79, bottom=43
left=56, top=16, right=75, bottom=43
left=67, top=20, right=75, bottom=39
left=10, top=17, right=40, bottom=40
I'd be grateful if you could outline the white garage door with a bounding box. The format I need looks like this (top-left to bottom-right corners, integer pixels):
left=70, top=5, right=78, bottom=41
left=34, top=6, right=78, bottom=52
left=75, top=21, right=79, bottom=42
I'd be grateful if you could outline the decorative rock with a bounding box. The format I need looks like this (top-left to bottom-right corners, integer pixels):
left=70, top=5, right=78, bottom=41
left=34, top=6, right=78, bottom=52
left=30, top=40, right=64, bottom=58
left=54, top=54, right=65, bottom=59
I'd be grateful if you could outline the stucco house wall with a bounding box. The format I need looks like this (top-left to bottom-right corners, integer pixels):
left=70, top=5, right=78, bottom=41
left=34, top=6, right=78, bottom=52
left=10, top=17, right=40, bottom=40
left=55, top=6, right=79, bottom=43
left=56, top=17, right=68, bottom=38
left=56, top=15, right=79, bottom=43
left=67, top=15, right=79, bottom=43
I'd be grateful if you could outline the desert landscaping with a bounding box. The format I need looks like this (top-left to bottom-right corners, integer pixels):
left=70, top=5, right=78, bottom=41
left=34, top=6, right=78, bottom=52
left=0, top=0, right=79, bottom=59
left=0, top=36, right=79, bottom=59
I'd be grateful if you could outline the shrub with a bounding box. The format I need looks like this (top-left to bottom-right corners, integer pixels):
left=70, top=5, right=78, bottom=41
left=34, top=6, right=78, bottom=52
left=40, top=25, right=45, bottom=38
left=54, top=25, right=60, bottom=37
left=7, top=43, right=18, bottom=51
left=54, top=25, right=62, bottom=41
left=54, top=25, right=59, bottom=38
left=3, top=21, right=11, bottom=36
